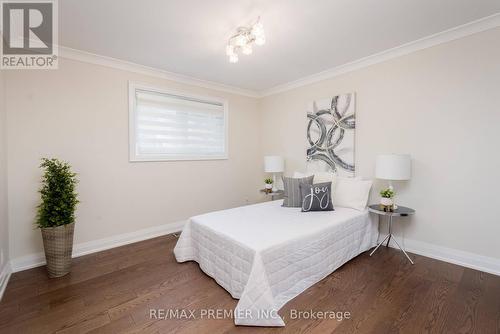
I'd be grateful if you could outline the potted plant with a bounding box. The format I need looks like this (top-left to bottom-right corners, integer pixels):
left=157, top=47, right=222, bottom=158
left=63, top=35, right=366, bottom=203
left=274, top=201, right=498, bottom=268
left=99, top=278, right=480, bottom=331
left=264, top=178, right=273, bottom=193
left=380, top=188, right=395, bottom=211
left=35, top=158, right=79, bottom=278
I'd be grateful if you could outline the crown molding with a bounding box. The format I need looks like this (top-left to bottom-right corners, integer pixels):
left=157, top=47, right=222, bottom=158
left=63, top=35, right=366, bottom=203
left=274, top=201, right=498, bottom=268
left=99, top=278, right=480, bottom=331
left=259, top=13, right=500, bottom=97
left=58, top=13, right=500, bottom=99
left=59, top=47, right=260, bottom=98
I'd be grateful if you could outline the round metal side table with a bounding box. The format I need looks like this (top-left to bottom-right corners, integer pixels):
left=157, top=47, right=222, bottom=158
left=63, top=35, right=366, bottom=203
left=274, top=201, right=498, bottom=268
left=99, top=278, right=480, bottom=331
left=260, top=189, right=284, bottom=201
left=368, top=204, right=415, bottom=264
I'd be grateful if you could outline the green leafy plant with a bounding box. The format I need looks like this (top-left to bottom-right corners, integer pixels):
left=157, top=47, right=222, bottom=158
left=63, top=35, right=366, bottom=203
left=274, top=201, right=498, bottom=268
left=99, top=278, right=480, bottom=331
left=264, top=178, right=273, bottom=184
left=380, top=188, right=395, bottom=198
left=35, top=158, right=79, bottom=228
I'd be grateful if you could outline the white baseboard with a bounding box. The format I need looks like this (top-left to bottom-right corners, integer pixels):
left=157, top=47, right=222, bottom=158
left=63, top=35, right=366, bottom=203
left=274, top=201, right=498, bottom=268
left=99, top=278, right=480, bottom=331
left=10, top=220, right=185, bottom=273
left=0, top=262, right=12, bottom=301
left=9, top=220, right=499, bottom=277
left=386, top=237, right=500, bottom=276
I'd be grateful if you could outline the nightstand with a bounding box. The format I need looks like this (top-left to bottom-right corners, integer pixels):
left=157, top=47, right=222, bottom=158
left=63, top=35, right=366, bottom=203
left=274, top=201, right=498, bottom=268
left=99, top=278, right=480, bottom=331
left=368, top=204, right=415, bottom=264
left=260, top=189, right=284, bottom=201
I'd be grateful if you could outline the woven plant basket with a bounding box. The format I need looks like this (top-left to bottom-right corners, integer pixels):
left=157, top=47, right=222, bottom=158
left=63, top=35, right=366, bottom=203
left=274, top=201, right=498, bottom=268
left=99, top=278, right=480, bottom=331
left=41, top=223, right=75, bottom=278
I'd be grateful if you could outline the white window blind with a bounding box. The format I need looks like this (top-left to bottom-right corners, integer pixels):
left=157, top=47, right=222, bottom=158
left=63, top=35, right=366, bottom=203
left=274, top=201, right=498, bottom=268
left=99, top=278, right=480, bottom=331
left=129, top=84, right=228, bottom=161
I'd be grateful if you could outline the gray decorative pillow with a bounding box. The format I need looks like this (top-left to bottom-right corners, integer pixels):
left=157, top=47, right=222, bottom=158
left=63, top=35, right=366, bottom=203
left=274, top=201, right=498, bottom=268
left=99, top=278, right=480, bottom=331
left=282, top=175, right=314, bottom=207
left=299, top=182, right=334, bottom=212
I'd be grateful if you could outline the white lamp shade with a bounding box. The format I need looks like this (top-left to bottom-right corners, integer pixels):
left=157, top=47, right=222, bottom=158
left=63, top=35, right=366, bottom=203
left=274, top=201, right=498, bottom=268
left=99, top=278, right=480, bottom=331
left=264, top=156, right=284, bottom=173
left=375, top=154, right=411, bottom=180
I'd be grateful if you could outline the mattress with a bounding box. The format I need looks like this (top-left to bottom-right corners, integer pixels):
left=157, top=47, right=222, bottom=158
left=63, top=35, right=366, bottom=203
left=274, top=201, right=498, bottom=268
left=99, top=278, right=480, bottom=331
left=174, top=200, right=378, bottom=326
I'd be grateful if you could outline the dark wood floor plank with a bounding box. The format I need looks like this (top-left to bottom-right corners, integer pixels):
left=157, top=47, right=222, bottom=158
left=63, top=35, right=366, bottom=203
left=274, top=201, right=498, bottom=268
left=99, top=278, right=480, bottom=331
left=440, top=268, right=500, bottom=334
left=87, top=314, right=136, bottom=334
left=0, top=234, right=498, bottom=334
left=3, top=235, right=176, bottom=304
left=55, top=311, right=111, bottom=334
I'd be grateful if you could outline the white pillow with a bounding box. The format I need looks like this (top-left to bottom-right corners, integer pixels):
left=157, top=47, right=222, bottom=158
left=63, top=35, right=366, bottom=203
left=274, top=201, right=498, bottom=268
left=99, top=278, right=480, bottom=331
left=333, top=177, right=373, bottom=211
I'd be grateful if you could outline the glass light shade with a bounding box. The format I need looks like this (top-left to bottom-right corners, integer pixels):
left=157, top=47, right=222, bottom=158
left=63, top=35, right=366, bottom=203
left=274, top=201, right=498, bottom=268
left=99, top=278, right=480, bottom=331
left=235, top=34, right=247, bottom=47
left=375, top=154, right=411, bottom=180
left=251, top=22, right=264, bottom=37
left=255, top=35, right=266, bottom=46
left=229, top=53, right=238, bottom=63
left=225, top=45, right=235, bottom=56
left=242, top=44, right=252, bottom=55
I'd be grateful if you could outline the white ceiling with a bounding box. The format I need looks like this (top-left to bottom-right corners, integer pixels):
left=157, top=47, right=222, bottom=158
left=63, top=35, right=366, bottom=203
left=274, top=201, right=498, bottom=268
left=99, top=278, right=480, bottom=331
left=60, top=0, right=500, bottom=92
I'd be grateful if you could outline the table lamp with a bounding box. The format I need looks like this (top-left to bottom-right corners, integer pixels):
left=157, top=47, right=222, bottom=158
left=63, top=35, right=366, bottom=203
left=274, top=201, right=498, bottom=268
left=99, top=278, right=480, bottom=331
left=375, top=154, right=411, bottom=209
left=264, top=156, right=284, bottom=192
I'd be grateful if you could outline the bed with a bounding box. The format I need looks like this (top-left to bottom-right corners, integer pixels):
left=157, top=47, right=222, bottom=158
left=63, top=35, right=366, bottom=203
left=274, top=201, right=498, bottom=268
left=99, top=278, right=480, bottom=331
left=174, top=200, right=378, bottom=326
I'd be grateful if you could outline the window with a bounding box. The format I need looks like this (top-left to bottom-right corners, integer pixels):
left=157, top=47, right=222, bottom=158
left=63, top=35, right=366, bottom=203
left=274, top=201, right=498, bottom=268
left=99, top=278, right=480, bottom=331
left=129, top=82, right=228, bottom=161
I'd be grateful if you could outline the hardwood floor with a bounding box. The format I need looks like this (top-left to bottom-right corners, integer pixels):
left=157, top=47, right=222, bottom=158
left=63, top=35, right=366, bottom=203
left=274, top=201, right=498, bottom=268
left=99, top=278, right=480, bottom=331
left=1, top=234, right=499, bottom=334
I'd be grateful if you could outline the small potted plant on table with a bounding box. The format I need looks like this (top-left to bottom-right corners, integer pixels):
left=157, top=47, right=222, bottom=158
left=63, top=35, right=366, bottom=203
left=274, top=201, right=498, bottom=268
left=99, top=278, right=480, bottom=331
left=36, top=158, right=79, bottom=278
left=380, top=188, right=395, bottom=212
left=264, top=178, right=274, bottom=193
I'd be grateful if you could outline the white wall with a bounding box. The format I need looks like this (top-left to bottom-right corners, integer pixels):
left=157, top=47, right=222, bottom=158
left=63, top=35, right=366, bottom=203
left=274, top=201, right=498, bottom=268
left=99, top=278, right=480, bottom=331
left=260, top=28, right=500, bottom=260
left=0, top=70, right=9, bottom=276
left=5, top=58, right=263, bottom=260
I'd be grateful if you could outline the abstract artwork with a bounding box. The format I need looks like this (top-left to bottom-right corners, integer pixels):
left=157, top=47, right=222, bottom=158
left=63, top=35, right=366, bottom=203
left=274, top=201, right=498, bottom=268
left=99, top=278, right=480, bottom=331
left=306, top=93, right=355, bottom=176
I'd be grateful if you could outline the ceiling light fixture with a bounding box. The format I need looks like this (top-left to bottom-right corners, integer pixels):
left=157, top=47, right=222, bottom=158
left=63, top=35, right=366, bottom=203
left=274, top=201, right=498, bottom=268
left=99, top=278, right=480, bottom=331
left=226, top=17, right=265, bottom=63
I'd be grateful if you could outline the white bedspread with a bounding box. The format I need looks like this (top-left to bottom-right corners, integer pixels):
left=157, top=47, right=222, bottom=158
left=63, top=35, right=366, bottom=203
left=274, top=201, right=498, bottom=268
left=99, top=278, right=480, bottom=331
left=174, top=200, right=378, bottom=326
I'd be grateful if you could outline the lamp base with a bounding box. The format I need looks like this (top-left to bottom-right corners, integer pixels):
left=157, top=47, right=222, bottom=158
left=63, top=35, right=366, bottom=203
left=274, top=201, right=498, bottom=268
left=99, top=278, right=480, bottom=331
left=272, top=173, right=278, bottom=192
left=388, top=181, right=398, bottom=210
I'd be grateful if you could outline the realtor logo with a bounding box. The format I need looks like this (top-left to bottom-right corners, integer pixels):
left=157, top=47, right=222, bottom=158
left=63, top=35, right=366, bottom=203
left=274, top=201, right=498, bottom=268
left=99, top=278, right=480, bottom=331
left=1, top=0, right=58, bottom=69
